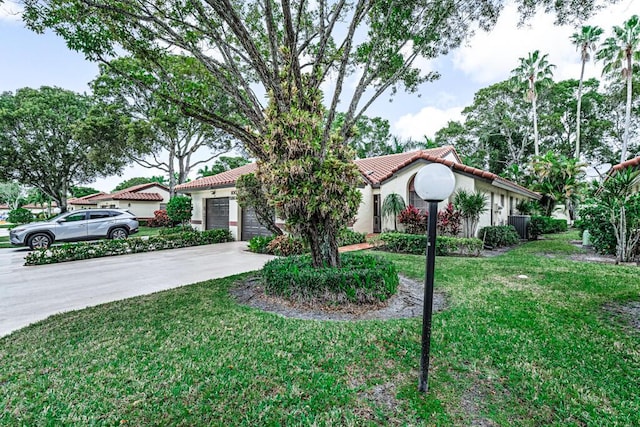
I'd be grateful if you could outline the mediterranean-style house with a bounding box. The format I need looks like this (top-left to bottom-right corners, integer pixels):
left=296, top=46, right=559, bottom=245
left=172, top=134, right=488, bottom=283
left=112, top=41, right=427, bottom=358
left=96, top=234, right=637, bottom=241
left=175, top=146, right=540, bottom=241
left=69, top=183, right=170, bottom=219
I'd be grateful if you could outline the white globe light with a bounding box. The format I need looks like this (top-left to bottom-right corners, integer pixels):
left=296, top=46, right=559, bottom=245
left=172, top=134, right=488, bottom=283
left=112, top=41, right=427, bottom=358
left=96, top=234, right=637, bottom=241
left=414, top=163, right=456, bottom=202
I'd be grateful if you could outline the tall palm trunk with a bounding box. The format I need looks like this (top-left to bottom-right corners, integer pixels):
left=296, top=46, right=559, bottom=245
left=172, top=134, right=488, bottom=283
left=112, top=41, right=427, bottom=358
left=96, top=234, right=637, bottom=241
left=621, top=54, right=633, bottom=163
left=575, top=59, right=586, bottom=159
left=531, top=79, right=540, bottom=156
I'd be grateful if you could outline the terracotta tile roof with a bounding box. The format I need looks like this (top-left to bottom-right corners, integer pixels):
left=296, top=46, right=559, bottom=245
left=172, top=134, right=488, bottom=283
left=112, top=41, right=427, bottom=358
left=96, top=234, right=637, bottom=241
left=396, top=152, right=540, bottom=199
left=354, top=146, right=459, bottom=185
left=175, top=162, right=257, bottom=191
left=92, top=183, right=168, bottom=202
left=612, top=156, right=640, bottom=171
left=175, top=146, right=539, bottom=199
left=68, top=192, right=106, bottom=205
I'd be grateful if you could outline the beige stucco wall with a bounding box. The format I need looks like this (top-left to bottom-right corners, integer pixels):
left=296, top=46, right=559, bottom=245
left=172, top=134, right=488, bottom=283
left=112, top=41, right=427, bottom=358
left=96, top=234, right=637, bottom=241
left=352, top=185, right=373, bottom=234
left=181, top=167, right=538, bottom=239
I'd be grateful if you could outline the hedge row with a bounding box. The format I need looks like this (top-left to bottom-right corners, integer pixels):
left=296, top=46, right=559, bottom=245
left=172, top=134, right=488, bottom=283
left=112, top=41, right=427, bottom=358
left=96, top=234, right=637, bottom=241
left=261, top=252, right=399, bottom=304
left=24, top=229, right=233, bottom=266
left=377, top=232, right=483, bottom=257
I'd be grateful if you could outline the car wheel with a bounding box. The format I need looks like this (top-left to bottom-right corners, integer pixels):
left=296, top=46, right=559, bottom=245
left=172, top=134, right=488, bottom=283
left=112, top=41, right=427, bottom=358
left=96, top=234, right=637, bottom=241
left=109, top=227, right=128, bottom=240
left=28, top=233, right=52, bottom=250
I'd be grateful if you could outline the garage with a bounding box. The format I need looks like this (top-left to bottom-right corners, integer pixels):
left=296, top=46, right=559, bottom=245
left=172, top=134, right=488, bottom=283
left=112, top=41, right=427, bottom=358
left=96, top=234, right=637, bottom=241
left=206, top=197, right=229, bottom=230
left=241, top=207, right=272, bottom=240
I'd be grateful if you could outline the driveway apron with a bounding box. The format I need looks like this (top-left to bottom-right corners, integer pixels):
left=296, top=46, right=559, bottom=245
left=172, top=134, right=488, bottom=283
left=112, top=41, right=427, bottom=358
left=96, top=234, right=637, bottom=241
left=0, top=241, right=274, bottom=337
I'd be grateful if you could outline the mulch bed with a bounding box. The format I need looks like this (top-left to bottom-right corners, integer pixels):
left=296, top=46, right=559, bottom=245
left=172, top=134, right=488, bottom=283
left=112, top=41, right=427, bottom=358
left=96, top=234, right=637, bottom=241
left=231, top=275, right=447, bottom=321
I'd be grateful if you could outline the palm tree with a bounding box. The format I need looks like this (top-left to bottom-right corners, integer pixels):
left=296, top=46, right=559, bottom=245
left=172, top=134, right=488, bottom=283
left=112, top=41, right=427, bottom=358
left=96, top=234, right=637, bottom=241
left=596, top=15, right=640, bottom=163
left=509, top=50, right=556, bottom=157
left=453, top=189, right=488, bottom=238
left=381, top=193, right=406, bottom=231
left=571, top=25, right=603, bottom=159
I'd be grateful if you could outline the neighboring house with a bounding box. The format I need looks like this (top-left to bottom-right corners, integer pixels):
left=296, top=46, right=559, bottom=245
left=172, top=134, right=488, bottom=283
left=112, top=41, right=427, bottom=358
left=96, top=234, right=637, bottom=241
left=0, top=202, right=60, bottom=221
left=21, top=202, right=60, bottom=216
left=74, top=183, right=170, bottom=219
left=68, top=192, right=107, bottom=211
left=175, top=146, right=540, bottom=241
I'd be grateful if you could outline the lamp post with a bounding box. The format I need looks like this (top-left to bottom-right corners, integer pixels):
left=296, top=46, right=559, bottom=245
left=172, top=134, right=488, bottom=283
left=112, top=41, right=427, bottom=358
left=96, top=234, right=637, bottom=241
left=413, top=163, right=456, bottom=393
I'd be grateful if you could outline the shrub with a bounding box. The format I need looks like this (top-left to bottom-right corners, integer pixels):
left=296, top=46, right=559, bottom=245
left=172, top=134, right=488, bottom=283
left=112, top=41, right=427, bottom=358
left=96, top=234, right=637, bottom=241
left=378, top=232, right=482, bottom=256
left=397, top=205, right=426, bottom=234
left=147, top=209, right=173, bottom=227
left=266, top=235, right=307, bottom=256
left=24, top=229, right=233, bottom=265
left=337, top=228, right=366, bottom=246
left=167, top=196, right=193, bottom=227
left=158, top=225, right=194, bottom=236
left=577, top=203, right=618, bottom=255
left=528, top=216, right=568, bottom=239
left=261, top=252, right=399, bottom=304
left=8, top=208, right=33, bottom=224
left=248, top=235, right=276, bottom=253
left=437, top=202, right=462, bottom=236
left=479, top=225, right=520, bottom=248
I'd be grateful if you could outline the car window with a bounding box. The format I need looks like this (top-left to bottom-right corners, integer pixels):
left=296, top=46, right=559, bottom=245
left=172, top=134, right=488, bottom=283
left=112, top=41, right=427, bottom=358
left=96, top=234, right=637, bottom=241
left=62, top=213, right=86, bottom=222
left=89, top=211, right=111, bottom=220
left=109, top=211, right=123, bottom=217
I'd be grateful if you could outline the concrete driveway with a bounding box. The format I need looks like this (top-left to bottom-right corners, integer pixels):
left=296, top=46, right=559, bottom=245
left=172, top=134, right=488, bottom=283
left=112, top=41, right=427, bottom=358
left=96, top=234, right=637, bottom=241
left=0, top=242, right=274, bottom=337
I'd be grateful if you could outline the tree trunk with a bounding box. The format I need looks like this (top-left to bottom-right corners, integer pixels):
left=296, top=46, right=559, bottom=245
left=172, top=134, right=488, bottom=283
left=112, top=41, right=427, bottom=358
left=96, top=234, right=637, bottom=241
left=306, top=219, right=340, bottom=268
left=532, top=93, right=540, bottom=157
left=168, top=149, right=176, bottom=198
left=621, top=57, right=632, bottom=163
left=575, top=60, right=585, bottom=159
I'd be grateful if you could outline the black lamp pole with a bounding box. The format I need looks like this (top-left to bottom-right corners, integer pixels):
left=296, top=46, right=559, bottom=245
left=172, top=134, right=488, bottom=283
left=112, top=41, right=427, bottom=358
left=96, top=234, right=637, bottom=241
left=419, top=200, right=439, bottom=393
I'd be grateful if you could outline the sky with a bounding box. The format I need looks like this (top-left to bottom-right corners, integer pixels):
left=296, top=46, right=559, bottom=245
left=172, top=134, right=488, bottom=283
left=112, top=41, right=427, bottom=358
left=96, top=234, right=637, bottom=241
left=0, top=0, right=638, bottom=192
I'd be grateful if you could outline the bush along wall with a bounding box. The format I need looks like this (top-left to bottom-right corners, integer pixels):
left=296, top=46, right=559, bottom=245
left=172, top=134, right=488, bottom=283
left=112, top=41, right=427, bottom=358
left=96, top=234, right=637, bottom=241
left=378, top=232, right=483, bottom=257
left=261, top=252, right=399, bottom=305
left=479, top=226, right=520, bottom=248
left=528, top=216, right=568, bottom=239
left=248, top=228, right=365, bottom=255
left=24, top=229, right=233, bottom=266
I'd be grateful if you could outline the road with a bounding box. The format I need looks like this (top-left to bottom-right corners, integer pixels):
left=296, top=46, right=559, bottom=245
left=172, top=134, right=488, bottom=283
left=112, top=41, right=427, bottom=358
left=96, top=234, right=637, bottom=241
left=0, top=241, right=274, bottom=337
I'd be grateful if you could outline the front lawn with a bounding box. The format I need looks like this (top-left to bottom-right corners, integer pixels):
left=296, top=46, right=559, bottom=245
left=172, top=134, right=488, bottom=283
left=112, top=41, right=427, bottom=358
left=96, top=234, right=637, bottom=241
left=1, top=233, right=638, bottom=425
left=0, top=235, right=11, bottom=249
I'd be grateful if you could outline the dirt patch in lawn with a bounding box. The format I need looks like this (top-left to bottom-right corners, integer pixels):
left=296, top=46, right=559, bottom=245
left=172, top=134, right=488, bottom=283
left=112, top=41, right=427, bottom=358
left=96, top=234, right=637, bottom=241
left=231, top=275, right=447, bottom=321
left=603, top=301, right=640, bottom=333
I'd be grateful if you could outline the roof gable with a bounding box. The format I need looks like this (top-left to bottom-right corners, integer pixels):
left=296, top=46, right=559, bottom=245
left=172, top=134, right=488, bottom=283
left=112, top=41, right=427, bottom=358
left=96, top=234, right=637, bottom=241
left=175, top=163, right=257, bottom=191
left=92, top=183, right=169, bottom=202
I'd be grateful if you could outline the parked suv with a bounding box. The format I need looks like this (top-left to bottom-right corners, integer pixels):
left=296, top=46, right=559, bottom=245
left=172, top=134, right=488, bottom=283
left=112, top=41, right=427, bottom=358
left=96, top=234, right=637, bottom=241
left=10, top=209, right=139, bottom=250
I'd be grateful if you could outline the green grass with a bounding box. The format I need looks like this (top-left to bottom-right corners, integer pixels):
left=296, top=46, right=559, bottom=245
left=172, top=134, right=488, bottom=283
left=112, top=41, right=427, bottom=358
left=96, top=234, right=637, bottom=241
left=133, top=226, right=163, bottom=238
left=1, top=232, right=638, bottom=425
left=0, top=235, right=11, bottom=249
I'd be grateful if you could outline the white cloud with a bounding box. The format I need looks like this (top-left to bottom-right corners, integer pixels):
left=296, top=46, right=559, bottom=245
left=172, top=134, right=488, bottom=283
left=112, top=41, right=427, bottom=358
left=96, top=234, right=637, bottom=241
left=393, top=105, right=463, bottom=140
left=451, top=0, right=638, bottom=85
left=0, top=1, right=23, bottom=22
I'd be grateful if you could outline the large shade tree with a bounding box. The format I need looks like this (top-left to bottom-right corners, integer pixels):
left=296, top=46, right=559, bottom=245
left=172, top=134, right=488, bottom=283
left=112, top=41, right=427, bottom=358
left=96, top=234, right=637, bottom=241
left=597, top=15, right=640, bottom=163
left=22, top=0, right=616, bottom=266
left=87, top=57, right=237, bottom=197
left=509, top=50, right=556, bottom=157
left=0, top=87, right=127, bottom=212
left=571, top=25, right=604, bottom=159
